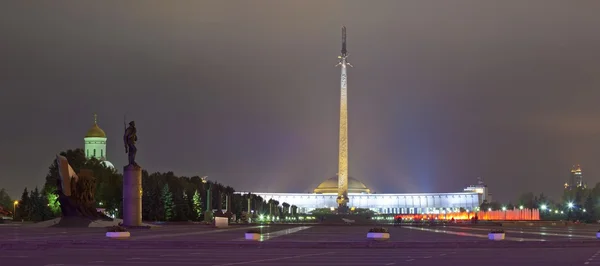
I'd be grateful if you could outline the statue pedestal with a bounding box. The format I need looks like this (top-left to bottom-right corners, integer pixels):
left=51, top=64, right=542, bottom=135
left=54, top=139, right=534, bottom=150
left=337, top=205, right=350, bottom=214
left=123, top=164, right=142, bottom=227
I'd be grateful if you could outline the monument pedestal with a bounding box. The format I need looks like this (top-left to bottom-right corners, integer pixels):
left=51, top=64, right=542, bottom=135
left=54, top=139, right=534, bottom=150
left=337, top=195, right=349, bottom=214
left=123, top=164, right=142, bottom=227
left=337, top=205, right=350, bottom=214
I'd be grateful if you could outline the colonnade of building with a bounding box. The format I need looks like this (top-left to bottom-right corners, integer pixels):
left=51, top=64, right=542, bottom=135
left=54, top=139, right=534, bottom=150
left=236, top=192, right=482, bottom=214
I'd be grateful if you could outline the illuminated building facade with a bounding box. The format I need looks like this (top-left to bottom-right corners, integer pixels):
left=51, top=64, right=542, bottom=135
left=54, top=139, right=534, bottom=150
left=236, top=179, right=490, bottom=214
left=84, top=114, right=114, bottom=169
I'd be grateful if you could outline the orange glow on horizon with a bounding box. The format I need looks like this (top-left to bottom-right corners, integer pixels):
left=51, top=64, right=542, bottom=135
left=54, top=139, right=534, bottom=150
left=392, top=209, right=540, bottom=221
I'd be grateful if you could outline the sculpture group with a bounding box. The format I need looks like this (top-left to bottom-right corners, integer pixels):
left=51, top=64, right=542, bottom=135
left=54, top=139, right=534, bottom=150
left=55, top=155, right=109, bottom=220
left=53, top=120, right=142, bottom=226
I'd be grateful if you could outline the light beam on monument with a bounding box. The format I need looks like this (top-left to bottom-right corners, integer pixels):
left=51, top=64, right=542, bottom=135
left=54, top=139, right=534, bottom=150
left=335, top=26, right=353, bottom=211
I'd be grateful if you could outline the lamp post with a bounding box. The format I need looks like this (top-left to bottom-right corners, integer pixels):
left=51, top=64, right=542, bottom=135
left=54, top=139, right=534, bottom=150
left=13, top=200, right=18, bottom=220
left=247, top=193, right=252, bottom=223
left=247, top=194, right=252, bottom=213
left=201, top=176, right=212, bottom=222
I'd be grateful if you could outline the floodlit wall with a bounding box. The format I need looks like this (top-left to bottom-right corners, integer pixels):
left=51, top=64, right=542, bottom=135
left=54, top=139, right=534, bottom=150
left=476, top=209, right=540, bottom=220
left=236, top=192, right=482, bottom=214
left=393, top=209, right=540, bottom=221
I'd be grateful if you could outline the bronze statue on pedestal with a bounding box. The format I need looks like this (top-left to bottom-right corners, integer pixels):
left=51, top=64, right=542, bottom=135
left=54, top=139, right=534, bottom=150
left=123, top=121, right=138, bottom=167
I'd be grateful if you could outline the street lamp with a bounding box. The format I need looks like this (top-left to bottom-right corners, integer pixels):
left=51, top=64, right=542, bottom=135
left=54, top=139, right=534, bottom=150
left=567, top=202, right=574, bottom=209
left=201, top=176, right=212, bottom=222
left=502, top=206, right=507, bottom=211
left=540, top=205, right=547, bottom=211
left=519, top=205, right=523, bottom=210
left=13, top=200, right=18, bottom=220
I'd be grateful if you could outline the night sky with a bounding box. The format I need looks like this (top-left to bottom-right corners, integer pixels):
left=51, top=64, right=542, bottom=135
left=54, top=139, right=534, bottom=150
left=2, top=1, right=600, bottom=202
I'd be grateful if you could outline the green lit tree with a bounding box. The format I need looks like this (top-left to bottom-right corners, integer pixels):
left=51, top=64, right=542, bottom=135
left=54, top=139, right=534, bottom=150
left=192, top=190, right=202, bottom=220
left=46, top=192, right=60, bottom=215
left=161, top=184, right=175, bottom=221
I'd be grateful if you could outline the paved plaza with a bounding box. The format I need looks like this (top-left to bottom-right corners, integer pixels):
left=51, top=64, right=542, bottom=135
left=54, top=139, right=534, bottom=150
left=0, top=223, right=599, bottom=265
left=1, top=247, right=599, bottom=266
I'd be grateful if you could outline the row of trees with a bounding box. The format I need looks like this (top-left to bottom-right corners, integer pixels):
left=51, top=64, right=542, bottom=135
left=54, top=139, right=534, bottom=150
left=14, top=187, right=54, bottom=221
left=8, top=149, right=299, bottom=223
left=4, top=148, right=600, bottom=223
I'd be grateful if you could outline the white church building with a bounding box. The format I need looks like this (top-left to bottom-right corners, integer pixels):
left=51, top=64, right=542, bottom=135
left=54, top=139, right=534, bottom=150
left=84, top=114, right=114, bottom=169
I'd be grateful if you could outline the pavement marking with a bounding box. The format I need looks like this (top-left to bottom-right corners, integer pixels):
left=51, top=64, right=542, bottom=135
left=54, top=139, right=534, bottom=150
left=260, top=226, right=312, bottom=241
left=404, top=226, right=543, bottom=241
left=406, top=259, right=415, bottom=262
left=384, top=263, right=395, bottom=265
left=262, top=226, right=312, bottom=241
left=583, top=250, right=600, bottom=265
left=211, top=251, right=336, bottom=266
left=447, top=226, right=595, bottom=239
left=133, top=226, right=260, bottom=240
left=233, top=226, right=312, bottom=241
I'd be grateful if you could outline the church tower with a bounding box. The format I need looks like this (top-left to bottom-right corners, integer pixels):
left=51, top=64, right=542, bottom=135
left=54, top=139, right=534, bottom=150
left=84, top=114, right=114, bottom=168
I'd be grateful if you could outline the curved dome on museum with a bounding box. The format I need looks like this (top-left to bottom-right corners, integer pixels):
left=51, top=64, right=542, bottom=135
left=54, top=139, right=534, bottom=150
left=313, top=176, right=371, bottom=194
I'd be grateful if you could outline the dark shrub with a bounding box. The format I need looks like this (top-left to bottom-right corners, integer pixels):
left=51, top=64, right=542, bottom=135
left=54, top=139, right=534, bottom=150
left=368, top=227, right=389, bottom=233
left=106, top=225, right=128, bottom=232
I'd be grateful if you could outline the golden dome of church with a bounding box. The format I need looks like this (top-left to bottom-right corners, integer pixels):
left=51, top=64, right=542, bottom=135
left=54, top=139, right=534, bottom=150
left=313, top=176, right=371, bottom=194
left=85, top=115, right=106, bottom=138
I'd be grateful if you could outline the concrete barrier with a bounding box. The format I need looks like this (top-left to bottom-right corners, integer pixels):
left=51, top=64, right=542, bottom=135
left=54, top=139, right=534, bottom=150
left=214, top=217, right=228, bottom=228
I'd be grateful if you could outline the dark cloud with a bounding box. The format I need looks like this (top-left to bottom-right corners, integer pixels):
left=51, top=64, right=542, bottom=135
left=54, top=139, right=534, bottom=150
left=1, top=1, right=600, bottom=202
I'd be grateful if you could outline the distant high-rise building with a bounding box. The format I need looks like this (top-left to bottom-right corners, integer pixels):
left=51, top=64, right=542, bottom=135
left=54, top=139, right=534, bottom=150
left=565, top=164, right=584, bottom=190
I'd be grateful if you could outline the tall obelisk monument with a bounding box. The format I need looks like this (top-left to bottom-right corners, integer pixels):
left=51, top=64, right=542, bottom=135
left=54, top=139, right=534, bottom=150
left=335, top=26, right=353, bottom=212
